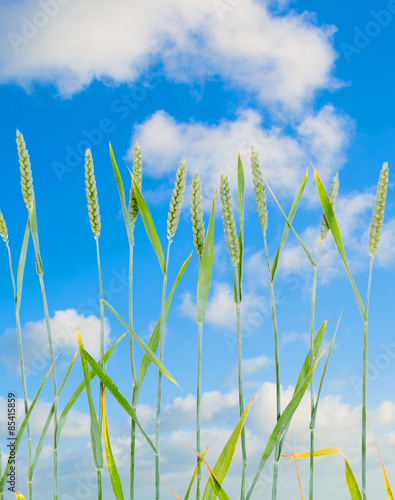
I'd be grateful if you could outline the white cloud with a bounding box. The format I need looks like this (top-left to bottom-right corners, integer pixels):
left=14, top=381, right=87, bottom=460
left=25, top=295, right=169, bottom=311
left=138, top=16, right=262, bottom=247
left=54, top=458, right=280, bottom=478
left=129, top=105, right=353, bottom=204
left=0, top=308, right=111, bottom=377
left=0, top=0, right=338, bottom=108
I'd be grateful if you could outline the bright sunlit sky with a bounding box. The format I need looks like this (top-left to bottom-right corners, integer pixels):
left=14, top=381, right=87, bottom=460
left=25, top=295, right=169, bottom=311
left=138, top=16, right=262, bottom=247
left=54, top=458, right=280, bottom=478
left=0, top=0, right=395, bottom=498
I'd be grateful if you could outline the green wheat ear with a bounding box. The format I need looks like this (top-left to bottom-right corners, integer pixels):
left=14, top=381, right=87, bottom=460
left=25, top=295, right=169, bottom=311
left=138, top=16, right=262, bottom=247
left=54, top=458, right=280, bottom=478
left=220, top=173, right=240, bottom=267
left=320, top=172, right=339, bottom=242
left=250, top=146, right=268, bottom=235
left=167, top=158, right=187, bottom=242
left=191, top=171, right=205, bottom=259
left=369, top=162, right=389, bottom=257
left=16, top=130, right=34, bottom=212
left=85, top=149, right=101, bottom=238
left=128, top=142, right=142, bottom=226
left=0, top=209, right=8, bottom=244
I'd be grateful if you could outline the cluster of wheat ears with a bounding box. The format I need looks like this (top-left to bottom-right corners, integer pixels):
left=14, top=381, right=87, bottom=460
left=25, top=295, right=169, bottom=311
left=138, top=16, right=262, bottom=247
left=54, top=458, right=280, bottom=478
left=0, top=131, right=391, bottom=500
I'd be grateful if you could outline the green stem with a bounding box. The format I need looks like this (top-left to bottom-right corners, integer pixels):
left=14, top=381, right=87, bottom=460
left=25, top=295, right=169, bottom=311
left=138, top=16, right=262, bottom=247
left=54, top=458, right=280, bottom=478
left=155, top=241, right=171, bottom=500
left=362, top=257, right=373, bottom=500
left=38, top=273, right=58, bottom=500
left=309, top=245, right=321, bottom=500
left=130, top=243, right=136, bottom=500
left=263, top=237, right=281, bottom=500
left=6, top=243, right=32, bottom=500
left=95, top=236, right=104, bottom=500
left=196, top=322, right=203, bottom=500
left=235, top=269, right=246, bottom=500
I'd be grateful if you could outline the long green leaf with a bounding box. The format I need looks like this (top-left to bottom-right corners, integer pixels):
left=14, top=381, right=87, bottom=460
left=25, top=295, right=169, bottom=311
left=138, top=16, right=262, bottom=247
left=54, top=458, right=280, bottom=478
left=246, top=344, right=329, bottom=499
left=57, top=333, right=127, bottom=440
left=233, top=155, right=245, bottom=303
left=109, top=143, right=134, bottom=247
left=29, top=197, right=43, bottom=275
left=184, top=448, right=208, bottom=500
left=313, top=167, right=366, bottom=320
left=286, top=447, right=362, bottom=500
left=0, top=356, right=56, bottom=492
left=278, top=321, right=327, bottom=453
left=374, top=442, right=394, bottom=499
left=83, top=349, right=156, bottom=454
left=16, top=218, right=30, bottom=312
left=134, top=252, right=191, bottom=403
left=78, top=332, right=103, bottom=471
left=131, top=173, right=165, bottom=274
left=271, top=171, right=308, bottom=281
left=202, top=397, right=254, bottom=500
left=31, top=349, right=78, bottom=474
left=263, top=173, right=315, bottom=269
left=196, top=450, right=231, bottom=500
left=102, top=388, right=125, bottom=500
left=196, top=191, right=216, bottom=323
left=103, top=300, right=178, bottom=386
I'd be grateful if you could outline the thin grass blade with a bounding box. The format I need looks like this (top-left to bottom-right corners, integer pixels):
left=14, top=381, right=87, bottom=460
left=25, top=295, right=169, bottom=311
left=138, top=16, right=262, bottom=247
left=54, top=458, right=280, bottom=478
left=0, top=356, right=57, bottom=491
left=102, top=388, right=125, bottom=500
left=313, top=167, right=366, bottom=320
left=288, top=433, right=304, bottom=500
left=263, top=173, right=315, bottom=269
left=83, top=349, right=156, bottom=453
left=311, top=314, right=341, bottom=427
left=134, top=252, right=191, bottom=403
left=109, top=143, right=134, bottom=247
left=374, top=441, right=394, bottom=499
left=197, top=192, right=216, bottom=323
left=184, top=448, right=208, bottom=500
left=16, top=218, right=30, bottom=312
left=194, top=449, right=231, bottom=500
left=29, top=198, right=43, bottom=275
left=202, top=397, right=254, bottom=500
left=233, top=154, right=245, bottom=303
left=32, top=349, right=78, bottom=475
left=103, top=300, right=178, bottom=386
left=285, top=447, right=362, bottom=500
left=131, top=173, right=165, bottom=274
left=57, top=332, right=126, bottom=440
left=163, top=476, right=182, bottom=500
left=271, top=171, right=308, bottom=281
left=246, top=344, right=329, bottom=500
left=78, top=331, right=103, bottom=471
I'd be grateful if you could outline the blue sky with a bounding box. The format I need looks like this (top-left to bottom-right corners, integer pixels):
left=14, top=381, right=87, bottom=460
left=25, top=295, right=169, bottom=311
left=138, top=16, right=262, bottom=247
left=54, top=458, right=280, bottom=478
left=0, top=0, right=394, bottom=498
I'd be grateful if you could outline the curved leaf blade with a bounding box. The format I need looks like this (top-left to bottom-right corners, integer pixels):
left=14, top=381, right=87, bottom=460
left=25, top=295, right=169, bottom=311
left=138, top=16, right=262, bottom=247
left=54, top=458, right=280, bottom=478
left=374, top=441, right=394, bottom=499
left=103, top=388, right=125, bottom=500
left=131, top=173, right=165, bottom=274
left=197, top=191, right=216, bottom=323
left=16, top=218, right=30, bottom=312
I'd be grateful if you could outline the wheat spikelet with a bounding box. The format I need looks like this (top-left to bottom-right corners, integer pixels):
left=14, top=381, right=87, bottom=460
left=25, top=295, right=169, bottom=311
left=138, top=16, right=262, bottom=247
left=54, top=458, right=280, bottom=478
left=250, top=147, right=268, bottom=235
left=0, top=209, right=8, bottom=244
left=320, top=172, right=339, bottom=242
left=191, top=172, right=205, bottom=259
left=220, top=173, right=239, bottom=266
left=16, top=130, right=34, bottom=212
left=128, top=142, right=142, bottom=225
left=167, top=159, right=187, bottom=241
left=368, top=162, right=389, bottom=257
left=85, top=149, right=101, bottom=238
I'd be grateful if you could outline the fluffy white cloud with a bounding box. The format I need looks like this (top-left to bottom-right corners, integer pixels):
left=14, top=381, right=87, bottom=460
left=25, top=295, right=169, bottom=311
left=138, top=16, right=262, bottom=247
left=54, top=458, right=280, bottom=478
left=0, top=0, right=338, bottom=107
left=128, top=105, right=353, bottom=203
left=0, top=308, right=111, bottom=377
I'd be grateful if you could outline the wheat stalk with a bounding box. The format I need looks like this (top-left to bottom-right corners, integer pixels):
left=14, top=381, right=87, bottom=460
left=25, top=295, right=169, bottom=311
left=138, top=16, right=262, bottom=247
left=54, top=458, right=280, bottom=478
left=167, top=159, right=187, bottom=242
left=128, top=142, right=143, bottom=226
left=368, top=162, right=389, bottom=257
left=0, top=210, right=8, bottom=244
left=250, top=147, right=268, bottom=235
left=191, top=172, right=205, bottom=260
left=16, top=130, right=34, bottom=212
left=85, top=149, right=101, bottom=239
left=220, top=173, right=240, bottom=266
